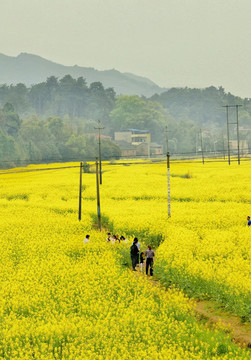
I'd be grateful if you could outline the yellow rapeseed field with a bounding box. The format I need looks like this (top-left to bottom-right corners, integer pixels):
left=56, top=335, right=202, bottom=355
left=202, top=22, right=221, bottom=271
left=0, top=160, right=249, bottom=359
left=97, top=160, right=251, bottom=320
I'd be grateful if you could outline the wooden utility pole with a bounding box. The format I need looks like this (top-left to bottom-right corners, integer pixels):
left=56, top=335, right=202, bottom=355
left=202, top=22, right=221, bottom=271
left=78, top=162, right=83, bottom=221
left=95, top=158, right=101, bottom=231
left=222, top=131, right=226, bottom=160
left=165, top=125, right=171, bottom=217
left=225, top=106, right=231, bottom=165
left=236, top=105, right=241, bottom=165
left=94, top=120, right=104, bottom=184
left=200, top=129, right=205, bottom=164
left=222, top=105, right=242, bottom=165
left=167, top=151, right=171, bottom=217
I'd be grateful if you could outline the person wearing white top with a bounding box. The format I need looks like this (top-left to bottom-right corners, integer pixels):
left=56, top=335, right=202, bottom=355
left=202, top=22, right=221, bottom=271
left=83, top=235, right=90, bottom=244
left=107, top=233, right=112, bottom=242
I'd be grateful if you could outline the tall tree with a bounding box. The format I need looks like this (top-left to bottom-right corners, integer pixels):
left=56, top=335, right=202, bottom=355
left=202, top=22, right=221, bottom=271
left=110, top=95, right=169, bottom=143
left=1, top=102, right=21, bottom=138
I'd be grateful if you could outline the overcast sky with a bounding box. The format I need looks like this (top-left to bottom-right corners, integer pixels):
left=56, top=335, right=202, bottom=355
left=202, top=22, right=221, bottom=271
left=1, top=0, right=251, bottom=97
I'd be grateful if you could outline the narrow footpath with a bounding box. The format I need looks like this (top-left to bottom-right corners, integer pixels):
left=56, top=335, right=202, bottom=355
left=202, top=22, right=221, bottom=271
left=133, top=264, right=251, bottom=349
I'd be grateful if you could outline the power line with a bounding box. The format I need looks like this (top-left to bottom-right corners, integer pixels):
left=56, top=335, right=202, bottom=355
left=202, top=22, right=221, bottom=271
left=1, top=155, right=251, bottom=177
left=222, top=105, right=242, bottom=165
left=200, top=129, right=205, bottom=165
left=1, top=146, right=250, bottom=164
left=94, top=120, right=104, bottom=185
left=0, top=165, right=80, bottom=175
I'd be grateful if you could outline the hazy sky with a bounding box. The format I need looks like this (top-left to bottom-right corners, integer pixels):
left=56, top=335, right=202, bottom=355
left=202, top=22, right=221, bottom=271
left=1, top=0, right=251, bottom=97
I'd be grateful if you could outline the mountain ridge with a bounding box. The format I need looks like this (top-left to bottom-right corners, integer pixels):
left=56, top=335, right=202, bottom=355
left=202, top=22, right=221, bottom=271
left=0, top=52, right=166, bottom=97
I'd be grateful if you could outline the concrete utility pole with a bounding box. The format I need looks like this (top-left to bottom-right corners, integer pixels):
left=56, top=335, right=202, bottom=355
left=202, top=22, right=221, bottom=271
left=222, top=131, right=226, bottom=160
left=165, top=126, right=171, bottom=217
left=78, top=162, right=83, bottom=221
left=200, top=129, right=205, bottom=164
left=94, top=120, right=104, bottom=184
left=95, top=158, right=101, bottom=231
left=166, top=151, right=171, bottom=217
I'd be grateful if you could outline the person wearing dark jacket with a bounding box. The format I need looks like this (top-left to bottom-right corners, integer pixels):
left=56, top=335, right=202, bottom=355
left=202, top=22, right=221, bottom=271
left=145, top=245, right=155, bottom=276
left=130, top=238, right=139, bottom=271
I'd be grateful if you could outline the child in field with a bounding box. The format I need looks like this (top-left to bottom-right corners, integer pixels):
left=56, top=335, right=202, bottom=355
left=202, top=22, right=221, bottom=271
left=140, top=252, right=144, bottom=272
left=83, top=235, right=90, bottom=244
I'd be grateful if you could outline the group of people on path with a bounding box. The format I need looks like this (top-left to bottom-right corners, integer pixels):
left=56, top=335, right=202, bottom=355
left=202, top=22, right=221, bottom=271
left=86, top=216, right=249, bottom=276
left=84, top=233, right=154, bottom=276
left=130, top=237, right=155, bottom=276
left=83, top=233, right=128, bottom=245
left=106, top=233, right=128, bottom=244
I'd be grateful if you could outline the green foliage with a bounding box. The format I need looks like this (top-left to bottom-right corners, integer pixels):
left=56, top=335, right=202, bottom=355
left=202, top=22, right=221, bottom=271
left=2, top=102, right=21, bottom=137
left=0, top=104, right=122, bottom=167
left=171, top=172, right=192, bottom=179
left=1, top=78, right=251, bottom=168
left=28, top=76, right=116, bottom=120
left=101, top=139, right=121, bottom=160
left=82, top=162, right=91, bottom=173
left=154, top=259, right=251, bottom=322
left=6, top=194, right=29, bottom=201
left=110, top=95, right=168, bottom=144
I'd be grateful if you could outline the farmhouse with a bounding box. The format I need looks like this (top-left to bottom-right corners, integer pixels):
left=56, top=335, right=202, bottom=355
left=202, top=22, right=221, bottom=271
left=114, top=129, right=163, bottom=157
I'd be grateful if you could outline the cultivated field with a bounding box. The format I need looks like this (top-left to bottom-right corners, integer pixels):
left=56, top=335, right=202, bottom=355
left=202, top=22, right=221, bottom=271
left=99, top=160, right=251, bottom=321
left=0, top=160, right=250, bottom=359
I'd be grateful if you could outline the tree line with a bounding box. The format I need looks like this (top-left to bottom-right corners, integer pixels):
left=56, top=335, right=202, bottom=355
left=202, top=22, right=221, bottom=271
left=0, top=103, right=120, bottom=168
left=1, top=76, right=251, bottom=167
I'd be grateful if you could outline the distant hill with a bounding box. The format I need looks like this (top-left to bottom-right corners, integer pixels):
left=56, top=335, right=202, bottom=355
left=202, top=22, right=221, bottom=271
left=0, top=53, right=165, bottom=97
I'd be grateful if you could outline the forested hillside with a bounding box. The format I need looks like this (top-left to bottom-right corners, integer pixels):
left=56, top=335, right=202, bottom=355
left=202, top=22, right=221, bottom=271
left=151, top=86, right=251, bottom=153
left=0, top=53, right=164, bottom=97
left=1, top=76, right=251, bottom=168
left=0, top=102, right=121, bottom=168
left=151, top=86, right=251, bottom=128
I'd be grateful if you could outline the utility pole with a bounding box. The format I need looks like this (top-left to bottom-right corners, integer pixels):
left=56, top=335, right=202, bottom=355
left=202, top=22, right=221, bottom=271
left=165, top=125, right=174, bottom=154
left=226, top=106, right=231, bottom=165
left=165, top=125, right=171, bottom=217
left=222, top=105, right=242, bottom=165
left=223, top=105, right=231, bottom=165
left=165, top=125, right=169, bottom=153
left=236, top=105, right=241, bottom=165
left=166, top=151, right=171, bottom=217
left=195, top=134, right=197, bottom=157
left=222, top=131, right=225, bottom=160
left=78, top=162, right=83, bottom=221
left=28, top=141, right=32, bottom=160
left=94, top=120, right=104, bottom=184
left=95, top=157, right=101, bottom=231
left=200, top=129, right=204, bottom=164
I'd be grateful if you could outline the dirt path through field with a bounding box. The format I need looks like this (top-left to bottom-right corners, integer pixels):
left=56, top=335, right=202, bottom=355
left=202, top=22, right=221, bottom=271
left=194, top=300, right=251, bottom=348
left=133, top=267, right=251, bottom=348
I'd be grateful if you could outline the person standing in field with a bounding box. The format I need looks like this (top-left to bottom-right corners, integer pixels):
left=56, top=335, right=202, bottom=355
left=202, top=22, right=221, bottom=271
left=140, top=252, right=145, bottom=272
left=130, top=238, right=139, bottom=271
left=247, top=216, right=251, bottom=226
left=83, top=235, right=90, bottom=244
left=145, top=245, right=155, bottom=276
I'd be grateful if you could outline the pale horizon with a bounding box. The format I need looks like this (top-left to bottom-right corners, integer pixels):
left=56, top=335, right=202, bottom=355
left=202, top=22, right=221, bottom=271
left=1, top=0, right=251, bottom=97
